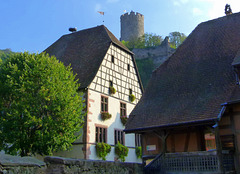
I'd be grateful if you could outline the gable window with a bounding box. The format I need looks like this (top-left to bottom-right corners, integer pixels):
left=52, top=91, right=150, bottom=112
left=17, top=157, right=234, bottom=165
left=111, top=55, right=114, bottom=63
left=96, top=126, right=107, bottom=143
left=120, top=102, right=126, bottom=117
left=129, top=89, right=132, bottom=95
left=101, top=96, right=108, bottom=112
left=109, top=80, right=113, bottom=87
left=127, top=64, right=130, bottom=71
left=135, top=134, right=141, bottom=147
left=114, top=129, right=125, bottom=145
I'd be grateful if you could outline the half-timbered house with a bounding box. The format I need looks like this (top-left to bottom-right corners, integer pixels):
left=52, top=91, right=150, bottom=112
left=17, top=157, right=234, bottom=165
left=44, top=25, right=143, bottom=163
left=125, top=12, right=240, bottom=172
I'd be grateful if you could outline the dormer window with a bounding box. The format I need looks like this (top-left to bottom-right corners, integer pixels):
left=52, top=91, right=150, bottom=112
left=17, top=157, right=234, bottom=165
left=111, top=55, right=114, bottom=63
left=127, top=64, right=130, bottom=71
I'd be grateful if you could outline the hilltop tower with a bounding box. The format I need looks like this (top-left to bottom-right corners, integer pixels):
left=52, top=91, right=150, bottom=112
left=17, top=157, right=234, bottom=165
left=120, top=11, right=144, bottom=41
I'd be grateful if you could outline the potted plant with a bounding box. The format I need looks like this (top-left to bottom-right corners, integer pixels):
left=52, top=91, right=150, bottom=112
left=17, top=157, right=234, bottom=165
left=115, top=142, right=129, bottom=162
left=101, top=112, right=112, bottom=121
left=120, top=115, right=128, bottom=126
left=135, top=146, right=142, bottom=159
left=129, top=94, right=136, bottom=102
left=96, top=142, right=111, bottom=160
left=109, top=86, right=116, bottom=94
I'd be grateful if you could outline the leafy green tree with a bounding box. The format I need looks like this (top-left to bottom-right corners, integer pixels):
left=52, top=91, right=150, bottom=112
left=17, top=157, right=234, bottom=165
left=144, top=33, right=163, bottom=48
left=136, top=59, right=155, bottom=88
left=0, top=52, right=85, bottom=156
left=169, top=32, right=187, bottom=49
left=122, top=33, right=163, bottom=50
left=0, top=49, right=14, bottom=63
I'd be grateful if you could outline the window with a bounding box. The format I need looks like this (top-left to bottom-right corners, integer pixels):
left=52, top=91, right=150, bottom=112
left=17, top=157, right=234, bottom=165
left=129, top=89, right=132, bottom=95
left=111, top=55, right=114, bottom=63
left=135, top=134, right=141, bottom=146
left=115, top=129, right=125, bottom=145
left=127, top=64, right=130, bottom=71
left=120, top=103, right=126, bottom=117
left=96, top=126, right=107, bottom=143
left=109, top=80, right=113, bottom=87
left=101, top=96, right=108, bottom=112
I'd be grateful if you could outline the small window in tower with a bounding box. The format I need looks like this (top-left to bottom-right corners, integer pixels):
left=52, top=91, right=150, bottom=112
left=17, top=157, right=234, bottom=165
left=127, top=64, right=130, bottom=71
left=111, top=55, right=114, bottom=63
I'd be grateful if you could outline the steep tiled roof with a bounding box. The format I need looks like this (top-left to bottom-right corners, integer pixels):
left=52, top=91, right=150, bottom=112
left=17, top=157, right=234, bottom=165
left=44, top=25, right=133, bottom=89
left=125, top=13, right=240, bottom=132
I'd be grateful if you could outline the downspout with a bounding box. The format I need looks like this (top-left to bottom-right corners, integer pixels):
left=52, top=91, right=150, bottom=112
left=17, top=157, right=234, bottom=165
left=213, top=106, right=226, bottom=173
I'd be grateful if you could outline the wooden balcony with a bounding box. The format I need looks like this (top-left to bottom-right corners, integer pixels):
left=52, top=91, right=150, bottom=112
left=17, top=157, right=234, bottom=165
left=144, top=151, right=234, bottom=174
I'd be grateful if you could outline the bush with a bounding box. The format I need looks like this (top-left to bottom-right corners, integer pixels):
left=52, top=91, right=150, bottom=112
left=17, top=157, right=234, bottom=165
left=120, top=115, right=128, bottom=126
left=129, top=94, right=136, bottom=102
left=115, top=142, right=129, bottom=162
left=109, top=86, right=116, bottom=94
left=135, top=146, right=142, bottom=159
left=101, top=112, right=112, bottom=121
left=96, top=142, right=111, bottom=161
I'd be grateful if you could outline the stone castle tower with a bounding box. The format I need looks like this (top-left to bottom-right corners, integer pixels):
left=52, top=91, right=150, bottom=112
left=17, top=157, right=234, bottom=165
left=120, top=11, right=144, bottom=41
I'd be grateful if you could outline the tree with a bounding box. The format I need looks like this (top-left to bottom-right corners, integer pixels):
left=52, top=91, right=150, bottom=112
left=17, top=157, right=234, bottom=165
left=169, top=32, right=187, bottom=49
left=0, top=52, right=85, bottom=156
left=122, top=33, right=163, bottom=50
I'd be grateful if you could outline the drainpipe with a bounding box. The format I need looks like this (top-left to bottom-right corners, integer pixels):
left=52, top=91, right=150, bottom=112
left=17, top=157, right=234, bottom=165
left=213, top=106, right=226, bottom=174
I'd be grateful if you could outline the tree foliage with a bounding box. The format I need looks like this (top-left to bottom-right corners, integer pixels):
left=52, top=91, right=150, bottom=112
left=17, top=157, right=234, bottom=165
left=122, top=33, right=163, bottom=50
left=0, top=49, right=14, bottom=64
left=169, top=32, right=187, bottom=49
left=135, top=58, right=155, bottom=88
left=0, top=52, right=85, bottom=156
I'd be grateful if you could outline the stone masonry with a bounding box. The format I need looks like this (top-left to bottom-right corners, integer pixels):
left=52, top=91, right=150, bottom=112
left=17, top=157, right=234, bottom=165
left=132, top=37, right=175, bottom=68
left=120, top=11, right=144, bottom=41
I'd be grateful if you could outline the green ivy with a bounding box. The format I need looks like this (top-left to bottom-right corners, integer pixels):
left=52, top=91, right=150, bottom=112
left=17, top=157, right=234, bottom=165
left=96, top=142, right=111, bottom=161
left=115, top=142, right=129, bottom=162
left=135, top=146, right=142, bottom=159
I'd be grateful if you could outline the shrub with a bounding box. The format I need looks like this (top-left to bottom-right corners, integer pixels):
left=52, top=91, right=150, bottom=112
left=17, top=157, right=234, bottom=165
left=120, top=115, right=128, bottom=126
left=129, top=94, right=136, bottom=102
left=135, top=146, right=142, bottom=159
left=109, top=86, right=116, bottom=94
left=101, top=112, right=112, bottom=121
left=115, top=142, right=129, bottom=162
left=96, top=142, right=111, bottom=161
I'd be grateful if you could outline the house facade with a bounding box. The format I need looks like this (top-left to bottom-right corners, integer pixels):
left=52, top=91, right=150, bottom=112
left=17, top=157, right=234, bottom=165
left=125, top=12, right=240, bottom=173
left=44, top=25, right=143, bottom=163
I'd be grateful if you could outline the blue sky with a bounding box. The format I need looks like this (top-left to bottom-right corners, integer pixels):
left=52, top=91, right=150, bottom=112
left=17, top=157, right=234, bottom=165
left=0, top=0, right=239, bottom=53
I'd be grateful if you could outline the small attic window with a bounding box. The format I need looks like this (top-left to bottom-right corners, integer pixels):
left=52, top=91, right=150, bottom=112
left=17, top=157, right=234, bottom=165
left=109, top=80, right=113, bottom=87
left=127, top=64, right=130, bottom=71
left=129, top=89, right=132, bottom=95
left=111, top=55, right=114, bottom=63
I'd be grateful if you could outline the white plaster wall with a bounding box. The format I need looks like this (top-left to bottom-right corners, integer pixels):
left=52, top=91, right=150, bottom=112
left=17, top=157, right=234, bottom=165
left=88, top=89, right=141, bottom=163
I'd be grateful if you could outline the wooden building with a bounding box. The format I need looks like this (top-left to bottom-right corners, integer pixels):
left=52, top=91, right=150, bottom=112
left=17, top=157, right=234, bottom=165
left=125, top=12, right=240, bottom=173
left=44, top=25, right=143, bottom=162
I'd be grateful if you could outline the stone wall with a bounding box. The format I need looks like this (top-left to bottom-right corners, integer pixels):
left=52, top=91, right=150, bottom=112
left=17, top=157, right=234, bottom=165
left=45, top=156, right=143, bottom=174
left=132, top=37, right=175, bottom=68
left=0, top=154, right=143, bottom=174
